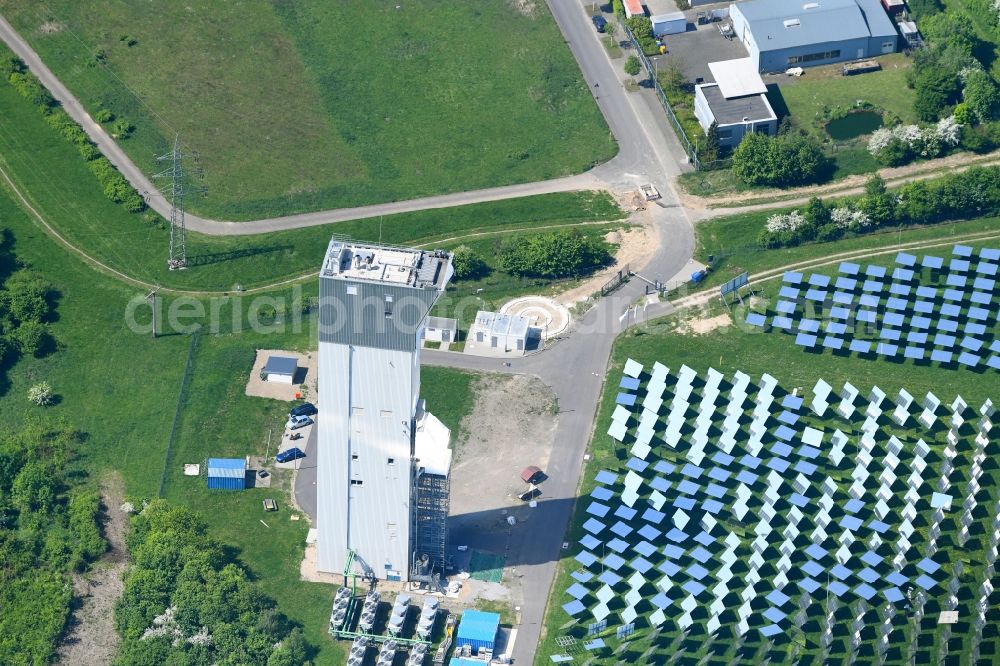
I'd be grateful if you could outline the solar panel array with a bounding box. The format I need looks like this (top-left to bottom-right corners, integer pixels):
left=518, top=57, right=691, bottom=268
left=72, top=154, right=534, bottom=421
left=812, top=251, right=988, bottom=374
left=746, top=245, right=1000, bottom=370
left=561, top=360, right=996, bottom=641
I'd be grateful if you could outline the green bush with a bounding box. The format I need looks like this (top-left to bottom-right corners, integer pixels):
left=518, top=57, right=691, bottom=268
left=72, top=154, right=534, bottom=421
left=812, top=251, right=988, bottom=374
left=498, top=230, right=612, bottom=278
left=913, top=64, right=960, bottom=121
left=731, top=133, right=827, bottom=187
left=111, top=118, right=134, bottom=139
left=624, top=55, right=641, bottom=77
left=963, top=69, right=999, bottom=123
left=10, top=319, right=49, bottom=356
left=114, top=500, right=308, bottom=664
left=624, top=16, right=652, bottom=40
left=8, top=71, right=55, bottom=109
left=95, top=108, right=115, bottom=123
left=0, top=54, right=25, bottom=77
left=68, top=490, right=107, bottom=570
left=451, top=245, right=489, bottom=280
left=906, top=0, right=943, bottom=18
left=959, top=123, right=995, bottom=153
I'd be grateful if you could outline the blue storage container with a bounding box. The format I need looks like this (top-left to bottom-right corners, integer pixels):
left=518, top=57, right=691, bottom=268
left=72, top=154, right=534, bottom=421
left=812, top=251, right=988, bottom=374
left=455, top=609, right=499, bottom=654
left=207, top=458, right=246, bottom=490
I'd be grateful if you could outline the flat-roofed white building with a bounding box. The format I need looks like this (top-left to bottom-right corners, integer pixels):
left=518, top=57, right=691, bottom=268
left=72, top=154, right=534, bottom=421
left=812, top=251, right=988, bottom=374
left=422, top=316, right=458, bottom=344
left=694, top=57, right=777, bottom=148
left=316, top=239, right=454, bottom=581
left=467, top=310, right=535, bottom=355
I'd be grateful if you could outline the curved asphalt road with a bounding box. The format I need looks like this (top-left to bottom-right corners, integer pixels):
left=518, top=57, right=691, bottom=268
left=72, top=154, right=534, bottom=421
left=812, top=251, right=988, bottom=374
left=1, top=1, right=696, bottom=663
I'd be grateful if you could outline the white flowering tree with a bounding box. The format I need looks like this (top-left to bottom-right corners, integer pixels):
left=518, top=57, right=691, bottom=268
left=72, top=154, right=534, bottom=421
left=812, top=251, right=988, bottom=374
left=868, top=117, right=962, bottom=164
left=936, top=116, right=961, bottom=146
left=830, top=207, right=871, bottom=230
left=27, top=381, right=54, bottom=406
left=765, top=210, right=806, bottom=233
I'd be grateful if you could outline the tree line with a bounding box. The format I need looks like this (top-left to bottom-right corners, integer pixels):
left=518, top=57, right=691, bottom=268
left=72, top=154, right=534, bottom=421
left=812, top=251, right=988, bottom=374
left=757, top=166, right=1000, bottom=248
left=450, top=229, right=613, bottom=282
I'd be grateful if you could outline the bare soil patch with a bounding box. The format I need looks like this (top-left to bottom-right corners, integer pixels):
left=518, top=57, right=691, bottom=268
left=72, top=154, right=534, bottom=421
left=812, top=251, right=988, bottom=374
left=557, top=217, right=655, bottom=306
left=39, top=21, right=63, bottom=34
left=56, top=473, right=129, bottom=666
left=245, top=349, right=317, bottom=401
left=450, top=374, right=558, bottom=519
left=508, top=0, right=538, bottom=17
left=680, top=312, right=732, bottom=335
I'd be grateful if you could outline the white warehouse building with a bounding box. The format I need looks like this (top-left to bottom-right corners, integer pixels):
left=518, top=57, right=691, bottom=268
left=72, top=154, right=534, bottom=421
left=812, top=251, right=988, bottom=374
left=316, top=239, right=454, bottom=581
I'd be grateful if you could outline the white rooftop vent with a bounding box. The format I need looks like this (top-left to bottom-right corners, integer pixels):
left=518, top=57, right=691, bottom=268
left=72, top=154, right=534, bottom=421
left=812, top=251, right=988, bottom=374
left=802, top=2, right=820, bottom=8
left=784, top=18, right=801, bottom=27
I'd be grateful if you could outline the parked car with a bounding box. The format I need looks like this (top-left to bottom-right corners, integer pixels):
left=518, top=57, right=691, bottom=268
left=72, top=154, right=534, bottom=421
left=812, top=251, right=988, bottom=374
left=289, top=402, right=317, bottom=418
left=591, top=15, right=607, bottom=32
left=275, top=447, right=305, bottom=463
left=286, top=414, right=313, bottom=430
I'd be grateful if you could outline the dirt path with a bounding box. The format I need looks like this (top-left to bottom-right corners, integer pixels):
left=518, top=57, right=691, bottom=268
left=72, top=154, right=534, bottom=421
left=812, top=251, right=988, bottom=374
left=681, top=150, right=1000, bottom=216
left=56, top=473, right=129, bottom=666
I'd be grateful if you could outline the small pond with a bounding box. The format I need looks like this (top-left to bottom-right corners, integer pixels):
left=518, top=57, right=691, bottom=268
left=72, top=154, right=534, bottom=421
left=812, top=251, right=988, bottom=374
left=825, top=111, right=884, bottom=140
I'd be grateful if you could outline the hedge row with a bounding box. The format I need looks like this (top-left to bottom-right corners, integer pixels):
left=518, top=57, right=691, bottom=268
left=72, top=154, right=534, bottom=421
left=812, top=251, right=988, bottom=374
left=3, top=59, right=146, bottom=214
left=758, top=166, right=1000, bottom=248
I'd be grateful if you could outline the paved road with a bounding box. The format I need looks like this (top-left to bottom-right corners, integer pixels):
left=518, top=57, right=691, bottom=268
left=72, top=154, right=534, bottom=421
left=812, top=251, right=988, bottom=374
left=1, top=4, right=694, bottom=664
left=0, top=8, right=676, bottom=236
left=423, top=210, right=692, bottom=665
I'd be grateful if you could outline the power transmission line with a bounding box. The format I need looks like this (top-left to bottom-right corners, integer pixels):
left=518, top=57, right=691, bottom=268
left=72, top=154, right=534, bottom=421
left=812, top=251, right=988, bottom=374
left=154, top=134, right=204, bottom=270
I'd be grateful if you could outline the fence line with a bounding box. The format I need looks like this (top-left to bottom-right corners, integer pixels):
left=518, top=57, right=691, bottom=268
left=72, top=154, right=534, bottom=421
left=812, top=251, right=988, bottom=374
left=158, top=326, right=201, bottom=498
left=621, top=25, right=733, bottom=172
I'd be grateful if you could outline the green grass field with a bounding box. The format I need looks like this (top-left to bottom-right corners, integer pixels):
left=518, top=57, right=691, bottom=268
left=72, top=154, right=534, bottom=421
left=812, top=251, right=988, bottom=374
left=0, top=64, right=624, bottom=292
left=0, top=179, right=486, bottom=663
left=776, top=55, right=918, bottom=139
left=2, top=0, right=615, bottom=219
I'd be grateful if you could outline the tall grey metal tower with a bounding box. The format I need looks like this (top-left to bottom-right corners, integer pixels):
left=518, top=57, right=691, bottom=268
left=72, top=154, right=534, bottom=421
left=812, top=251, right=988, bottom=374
left=316, top=238, right=454, bottom=581
left=154, top=135, right=201, bottom=270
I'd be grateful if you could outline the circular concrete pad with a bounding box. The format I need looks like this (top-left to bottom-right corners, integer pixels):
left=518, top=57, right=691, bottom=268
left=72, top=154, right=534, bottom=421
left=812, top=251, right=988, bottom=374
left=499, top=296, right=571, bottom=339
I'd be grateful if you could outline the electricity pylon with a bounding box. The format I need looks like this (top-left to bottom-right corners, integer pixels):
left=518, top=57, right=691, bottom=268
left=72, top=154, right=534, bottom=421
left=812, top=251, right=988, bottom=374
left=154, top=135, right=203, bottom=270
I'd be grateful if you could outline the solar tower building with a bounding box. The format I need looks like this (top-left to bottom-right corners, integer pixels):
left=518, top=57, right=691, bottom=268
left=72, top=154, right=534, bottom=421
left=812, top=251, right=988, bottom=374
left=316, top=238, right=454, bottom=581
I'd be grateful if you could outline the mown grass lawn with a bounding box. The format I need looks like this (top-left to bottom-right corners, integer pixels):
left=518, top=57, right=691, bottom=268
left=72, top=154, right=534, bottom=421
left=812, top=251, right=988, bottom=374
left=0, top=64, right=624, bottom=292
left=0, top=181, right=483, bottom=664
left=2, top=0, right=615, bottom=219
left=776, top=54, right=918, bottom=138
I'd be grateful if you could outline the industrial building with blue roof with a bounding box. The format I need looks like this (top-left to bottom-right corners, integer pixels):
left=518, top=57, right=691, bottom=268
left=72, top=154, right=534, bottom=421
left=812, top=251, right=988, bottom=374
left=730, top=0, right=898, bottom=73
